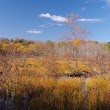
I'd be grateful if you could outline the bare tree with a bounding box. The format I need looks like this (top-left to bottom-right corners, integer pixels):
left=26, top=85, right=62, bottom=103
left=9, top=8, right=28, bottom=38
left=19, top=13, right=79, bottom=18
left=65, top=13, right=88, bottom=71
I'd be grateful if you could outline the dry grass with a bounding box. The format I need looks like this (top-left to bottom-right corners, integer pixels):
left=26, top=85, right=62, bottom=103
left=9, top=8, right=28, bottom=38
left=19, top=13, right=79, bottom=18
left=0, top=72, right=110, bottom=110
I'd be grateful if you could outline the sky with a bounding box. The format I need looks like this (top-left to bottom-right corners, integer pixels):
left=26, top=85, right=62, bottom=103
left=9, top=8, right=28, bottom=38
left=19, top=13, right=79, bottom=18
left=0, top=0, right=110, bottom=42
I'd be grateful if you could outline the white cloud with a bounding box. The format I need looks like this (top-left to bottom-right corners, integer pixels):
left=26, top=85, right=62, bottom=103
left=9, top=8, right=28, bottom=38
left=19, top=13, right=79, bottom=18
left=39, top=13, right=102, bottom=23
left=78, top=18, right=103, bottom=22
left=39, top=13, right=67, bottom=22
left=26, top=30, right=42, bottom=34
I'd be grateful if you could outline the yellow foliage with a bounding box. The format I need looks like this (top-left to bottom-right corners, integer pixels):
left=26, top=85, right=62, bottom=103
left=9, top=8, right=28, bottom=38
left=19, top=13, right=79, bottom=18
left=74, top=38, right=82, bottom=45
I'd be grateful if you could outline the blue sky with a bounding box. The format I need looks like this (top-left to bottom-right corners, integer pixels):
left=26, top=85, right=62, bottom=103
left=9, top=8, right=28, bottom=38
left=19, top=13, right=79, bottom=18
left=0, top=0, right=110, bottom=42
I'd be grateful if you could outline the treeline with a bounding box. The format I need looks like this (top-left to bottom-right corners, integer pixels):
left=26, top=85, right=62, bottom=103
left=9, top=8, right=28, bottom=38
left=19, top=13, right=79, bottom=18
left=0, top=37, right=110, bottom=57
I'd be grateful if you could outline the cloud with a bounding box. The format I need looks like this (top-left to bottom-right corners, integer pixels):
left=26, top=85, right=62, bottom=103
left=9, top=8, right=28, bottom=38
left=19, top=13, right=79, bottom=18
left=39, top=13, right=67, bottom=22
left=39, top=13, right=102, bottom=23
left=26, top=30, right=42, bottom=34
left=78, top=18, right=103, bottom=22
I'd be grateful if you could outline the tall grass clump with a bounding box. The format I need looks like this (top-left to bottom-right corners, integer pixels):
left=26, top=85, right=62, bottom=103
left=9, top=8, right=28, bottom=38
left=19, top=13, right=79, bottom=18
left=86, top=76, right=110, bottom=110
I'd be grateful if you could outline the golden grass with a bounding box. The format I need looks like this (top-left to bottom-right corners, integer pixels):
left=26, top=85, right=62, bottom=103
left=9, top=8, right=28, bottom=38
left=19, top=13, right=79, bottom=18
left=0, top=73, right=110, bottom=110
